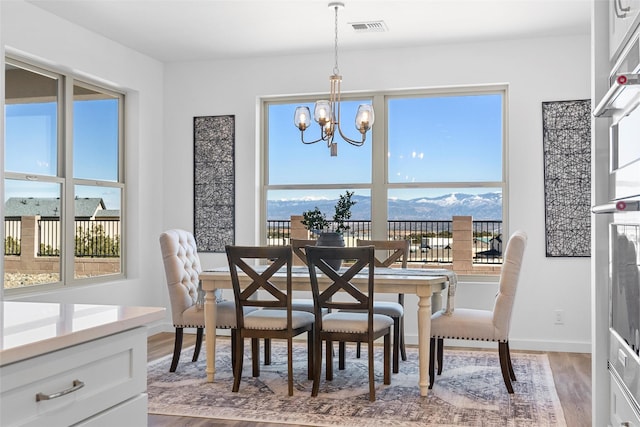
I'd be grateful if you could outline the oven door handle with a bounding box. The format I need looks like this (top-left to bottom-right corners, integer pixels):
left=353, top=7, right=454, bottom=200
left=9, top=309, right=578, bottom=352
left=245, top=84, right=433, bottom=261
left=592, top=201, right=640, bottom=213
left=594, top=73, right=640, bottom=117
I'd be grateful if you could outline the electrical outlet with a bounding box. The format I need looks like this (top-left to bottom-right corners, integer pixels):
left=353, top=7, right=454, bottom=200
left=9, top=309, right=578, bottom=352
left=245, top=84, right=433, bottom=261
left=554, top=309, right=564, bottom=325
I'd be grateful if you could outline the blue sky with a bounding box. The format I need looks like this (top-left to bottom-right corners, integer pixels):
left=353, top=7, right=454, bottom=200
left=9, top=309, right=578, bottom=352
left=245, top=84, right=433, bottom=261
left=6, top=93, right=503, bottom=211
left=268, top=93, right=503, bottom=201
left=269, top=98, right=373, bottom=186
left=5, top=99, right=121, bottom=209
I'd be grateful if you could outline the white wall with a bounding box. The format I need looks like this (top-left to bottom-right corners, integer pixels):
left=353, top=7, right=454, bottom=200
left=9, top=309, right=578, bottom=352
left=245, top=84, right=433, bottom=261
left=164, top=35, right=592, bottom=352
left=1, top=1, right=170, bottom=330
left=1, top=0, right=592, bottom=352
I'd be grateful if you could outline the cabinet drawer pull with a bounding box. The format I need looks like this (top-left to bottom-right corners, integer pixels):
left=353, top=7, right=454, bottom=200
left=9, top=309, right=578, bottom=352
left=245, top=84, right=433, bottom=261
left=35, top=380, right=85, bottom=402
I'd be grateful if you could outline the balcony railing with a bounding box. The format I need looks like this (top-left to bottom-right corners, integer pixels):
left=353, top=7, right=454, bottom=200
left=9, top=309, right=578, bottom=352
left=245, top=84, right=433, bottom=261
left=6, top=217, right=501, bottom=264
left=267, top=219, right=503, bottom=264
left=3, top=218, right=121, bottom=257
left=4, top=217, right=21, bottom=256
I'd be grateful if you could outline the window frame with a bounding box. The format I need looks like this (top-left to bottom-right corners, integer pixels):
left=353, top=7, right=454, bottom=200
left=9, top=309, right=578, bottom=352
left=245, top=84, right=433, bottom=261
left=4, top=56, right=126, bottom=293
left=263, top=84, right=508, bottom=274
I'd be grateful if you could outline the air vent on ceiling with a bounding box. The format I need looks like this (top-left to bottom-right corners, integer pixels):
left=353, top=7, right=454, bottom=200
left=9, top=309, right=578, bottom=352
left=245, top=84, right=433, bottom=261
left=349, top=21, right=388, bottom=33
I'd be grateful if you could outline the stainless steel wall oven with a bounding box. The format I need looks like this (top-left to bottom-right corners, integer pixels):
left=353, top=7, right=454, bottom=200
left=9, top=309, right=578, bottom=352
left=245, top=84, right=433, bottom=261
left=609, top=216, right=640, bottom=417
left=594, top=24, right=640, bottom=422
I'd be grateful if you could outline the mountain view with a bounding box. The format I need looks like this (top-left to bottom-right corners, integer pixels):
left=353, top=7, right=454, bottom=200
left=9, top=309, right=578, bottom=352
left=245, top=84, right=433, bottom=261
left=267, top=192, right=502, bottom=221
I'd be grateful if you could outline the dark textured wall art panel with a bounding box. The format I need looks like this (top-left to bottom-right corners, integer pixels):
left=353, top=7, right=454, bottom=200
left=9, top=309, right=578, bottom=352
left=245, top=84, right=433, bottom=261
left=542, top=100, right=591, bottom=257
left=194, top=115, right=235, bottom=252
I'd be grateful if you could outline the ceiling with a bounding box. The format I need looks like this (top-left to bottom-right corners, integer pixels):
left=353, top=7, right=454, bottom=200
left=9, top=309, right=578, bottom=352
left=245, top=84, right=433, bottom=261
left=25, top=0, right=592, bottom=63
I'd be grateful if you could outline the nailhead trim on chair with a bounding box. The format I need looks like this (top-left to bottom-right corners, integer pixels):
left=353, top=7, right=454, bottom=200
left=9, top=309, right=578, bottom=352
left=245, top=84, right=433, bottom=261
left=174, top=323, right=232, bottom=329
left=431, top=335, right=507, bottom=342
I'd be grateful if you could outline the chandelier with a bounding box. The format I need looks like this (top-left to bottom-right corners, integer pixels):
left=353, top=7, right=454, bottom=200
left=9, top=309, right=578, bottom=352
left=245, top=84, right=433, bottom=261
left=293, top=2, right=375, bottom=157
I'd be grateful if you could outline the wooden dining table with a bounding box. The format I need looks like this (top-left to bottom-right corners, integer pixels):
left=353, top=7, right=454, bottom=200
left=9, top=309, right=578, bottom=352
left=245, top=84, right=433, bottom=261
left=199, top=266, right=450, bottom=397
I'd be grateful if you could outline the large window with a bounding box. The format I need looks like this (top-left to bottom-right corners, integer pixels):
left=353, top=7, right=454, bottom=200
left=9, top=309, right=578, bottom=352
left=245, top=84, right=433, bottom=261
left=386, top=91, right=503, bottom=218
left=263, top=86, right=506, bottom=272
left=4, top=58, right=125, bottom=291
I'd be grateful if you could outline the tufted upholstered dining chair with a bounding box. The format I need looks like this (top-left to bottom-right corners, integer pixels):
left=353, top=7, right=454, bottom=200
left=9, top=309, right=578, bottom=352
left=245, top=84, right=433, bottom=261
left=159, top=229, right=257, bottom=372
left=226, top=245, right=315, bottom=396
left=306, top=245, right=392, bottom=402
left=428, top=230, right=527, bottom=393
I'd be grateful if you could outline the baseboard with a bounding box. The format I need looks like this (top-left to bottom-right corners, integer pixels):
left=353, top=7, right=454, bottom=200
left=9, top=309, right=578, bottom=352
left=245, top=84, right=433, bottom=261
left=404, top=335, right=591, bottom=354
left=508, top=338, right=591, bottom=354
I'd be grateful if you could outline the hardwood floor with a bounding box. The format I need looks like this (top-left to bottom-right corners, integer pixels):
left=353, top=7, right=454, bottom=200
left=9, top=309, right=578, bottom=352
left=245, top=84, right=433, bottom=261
left=147, top=332, right=592, bottom=427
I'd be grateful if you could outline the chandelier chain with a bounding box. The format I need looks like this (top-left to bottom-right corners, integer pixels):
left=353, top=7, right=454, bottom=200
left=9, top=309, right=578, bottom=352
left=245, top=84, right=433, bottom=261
left=333, top=4, right=340, bottom=75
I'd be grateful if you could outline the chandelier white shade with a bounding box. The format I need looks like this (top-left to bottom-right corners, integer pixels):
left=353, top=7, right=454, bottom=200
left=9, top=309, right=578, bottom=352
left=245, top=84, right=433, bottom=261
left=293, top=2, right=375, bottom=156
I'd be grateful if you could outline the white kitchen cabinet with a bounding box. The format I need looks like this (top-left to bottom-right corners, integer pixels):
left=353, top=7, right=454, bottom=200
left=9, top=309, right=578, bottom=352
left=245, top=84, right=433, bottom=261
left=610, top=0, right=640, bottom=60
left=611, top=371, right=640, bottom=427
left=74, top=394, right=148, bottom=426
left=1, top=327, right=146, bottom=426
left=0, top=302, right=165, bottom=427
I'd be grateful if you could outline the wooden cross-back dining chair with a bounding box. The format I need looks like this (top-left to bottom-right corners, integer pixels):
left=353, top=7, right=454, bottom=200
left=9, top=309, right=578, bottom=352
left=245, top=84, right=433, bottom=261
left=260, top=239, right=326, bottom=366
left=225, top=245, right=315, bottom=396
left=287, top=238, right=318, bottom=314
left=348, top=239, right=410, bottom=373
left=306, top=245, right=392, bottom=402
left=290, top=238, right=316, bottom=266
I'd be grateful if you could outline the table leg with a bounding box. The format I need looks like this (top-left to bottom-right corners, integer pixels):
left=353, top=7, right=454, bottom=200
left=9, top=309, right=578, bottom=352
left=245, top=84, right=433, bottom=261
left=204, top=289, right=218, bottom=382
left=417, top=292, right=432, bottom=397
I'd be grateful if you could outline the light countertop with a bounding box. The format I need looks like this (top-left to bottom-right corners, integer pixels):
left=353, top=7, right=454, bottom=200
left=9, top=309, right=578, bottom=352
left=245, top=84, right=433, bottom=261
left=0, top=301, right=165, bottom=367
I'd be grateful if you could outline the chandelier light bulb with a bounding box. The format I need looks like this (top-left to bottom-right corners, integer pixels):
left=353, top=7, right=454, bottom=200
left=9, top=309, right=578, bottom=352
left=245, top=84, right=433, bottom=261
left=355, top=104, right=375, bottom=133
left=314, top=101, right=332, bottom=127
left=294, top=106, right=311, bottom=131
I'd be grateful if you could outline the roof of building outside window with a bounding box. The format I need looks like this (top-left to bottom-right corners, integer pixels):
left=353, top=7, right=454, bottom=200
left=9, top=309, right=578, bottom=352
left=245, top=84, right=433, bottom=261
left=4, top=197, right=120, bottom=219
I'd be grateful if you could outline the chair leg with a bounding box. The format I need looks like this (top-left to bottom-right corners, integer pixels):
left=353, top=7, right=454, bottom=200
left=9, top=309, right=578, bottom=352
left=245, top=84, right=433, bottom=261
left=498, top=342, right=514, bottom=393
left=356, top=341, right=361, bottom=358
left=398, top=294, right=407, bottom=362
left=192, top=327, right=203, bottom=362
left=287, top=337, right=294, bottom=396
left=307, top=330, right=314, bottom=381
left=326, top=340, right=333, bottom=381
left=392, top=317, right=400, bottom=373
left=428, top=337, right=435, bottom=389
left=264, top=338, right=271, bottom=365
left=232, top=330, right=244, bottom=392
left=231, top=331, right=237, bottom=372
left=311, top=335, right=322, bottom=397
left=368, top=339, right=375, bottom=402
left=251, top=337, right=260, bottom=377
left=399, top=315, right=407, bottom=361
left=170, top=327, right=183, bottom=372
left=437, top=338, right=444, bottom=375
left=505, top=341, right=516, bottom=381
left=383, top=333, right=391, bottom=385
left=338, top=341, right=346, bottom=370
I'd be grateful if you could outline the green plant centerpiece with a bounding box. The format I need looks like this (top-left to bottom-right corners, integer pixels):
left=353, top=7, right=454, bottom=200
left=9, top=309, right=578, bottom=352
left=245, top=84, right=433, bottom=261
left=301, top=190, right=356, bottom=236
left=301, top=191, right=356, bottom=269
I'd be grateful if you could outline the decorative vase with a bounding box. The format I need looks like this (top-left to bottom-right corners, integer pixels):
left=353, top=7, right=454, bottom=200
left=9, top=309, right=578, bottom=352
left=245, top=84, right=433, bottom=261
left=316, top=232, right=345, bottom=270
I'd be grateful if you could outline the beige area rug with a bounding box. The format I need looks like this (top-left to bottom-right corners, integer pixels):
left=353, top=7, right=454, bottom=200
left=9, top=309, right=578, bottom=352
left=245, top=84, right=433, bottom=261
left=147, top=339, right=567, bottom=426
